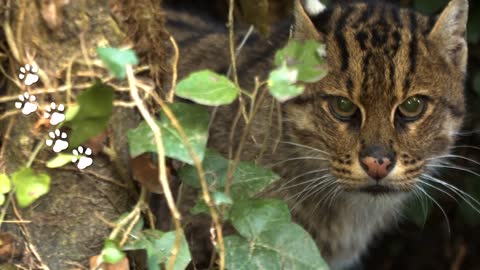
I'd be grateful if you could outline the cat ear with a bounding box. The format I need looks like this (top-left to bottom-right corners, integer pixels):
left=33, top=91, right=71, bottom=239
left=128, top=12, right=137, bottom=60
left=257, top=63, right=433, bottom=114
left=293, top=0, right=321, bottom=41
left=428, top=0, right=469, bottom=73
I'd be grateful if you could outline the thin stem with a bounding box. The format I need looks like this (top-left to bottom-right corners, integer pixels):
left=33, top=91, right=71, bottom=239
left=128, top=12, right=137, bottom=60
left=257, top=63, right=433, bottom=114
left=167, top=36, right=179, bottom=103
left=227, top=0, right=248, bottom=122
left=26, top=140, right=45, bottom=168
left=144, top=86, right=226, bottom=270
left=108, top=187, right=147, bottom=240
left=225, top=86, right=269, bottom=195
left=127, top=65, right=183, bottom=270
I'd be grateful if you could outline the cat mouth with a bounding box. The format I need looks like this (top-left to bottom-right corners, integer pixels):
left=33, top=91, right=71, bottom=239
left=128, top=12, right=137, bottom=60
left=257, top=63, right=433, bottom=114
left=358, top=184, right=403, bottom=195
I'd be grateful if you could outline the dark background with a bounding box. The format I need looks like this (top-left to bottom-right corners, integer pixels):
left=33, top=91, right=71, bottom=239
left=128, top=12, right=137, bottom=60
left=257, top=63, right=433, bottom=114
left=165, top=0, right=480, bottom=269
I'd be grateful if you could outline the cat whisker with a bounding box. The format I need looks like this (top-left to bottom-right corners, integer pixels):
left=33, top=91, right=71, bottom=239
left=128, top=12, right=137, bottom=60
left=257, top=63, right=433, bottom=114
left=279, top=141, right=331, bottom=156
left=409, top=186, right=429, bottom=220
left=416, top=178, right=458, bottom=202
left=425, top=164, right=480, bottom=178
left=414, top=185, right=451, bottom=235
left=304, top=185, right=337, bottom=213
left=326, top=186, right=342, bottom=211
left=452, top=129, right=480, bottom=136
left=290, top=178, right=337, bottom=211
left=291, top=177, right=336, bottom=203
left=421, top=174, right=480, bottom=214
left=278, top=169, right=330, bottom=191
left=426, top=154, right=480, bottom=167
left=449, top=145, right=480, bottom=151
left=269, top=156, right=329, bottom=168
left=304, top=177, right=339, bottom=211
left=278, top=173, right=332, bottom=192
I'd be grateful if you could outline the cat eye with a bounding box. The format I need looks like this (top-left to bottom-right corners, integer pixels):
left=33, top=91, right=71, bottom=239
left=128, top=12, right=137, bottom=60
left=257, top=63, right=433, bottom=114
left=397, top=96, right=427, bottom=121
left=328, top=96, right=358, bottom=120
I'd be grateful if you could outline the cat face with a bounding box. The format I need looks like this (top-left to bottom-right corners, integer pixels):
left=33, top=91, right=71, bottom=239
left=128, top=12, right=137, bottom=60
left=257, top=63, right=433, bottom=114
left=285, top=0, right=468, bottom=195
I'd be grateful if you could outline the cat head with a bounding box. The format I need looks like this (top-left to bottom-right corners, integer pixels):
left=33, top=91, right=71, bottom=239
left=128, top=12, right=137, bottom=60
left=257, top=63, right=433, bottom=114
left=284, top=0, right=468, bottom=195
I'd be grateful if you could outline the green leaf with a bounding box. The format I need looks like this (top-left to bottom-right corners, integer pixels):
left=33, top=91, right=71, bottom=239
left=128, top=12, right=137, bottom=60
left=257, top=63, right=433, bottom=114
left=224, top=224, right=327, bottom=270
left=190, top=192, right=233, bottom=217
left=102, top=240, right=126, bottom=264
left=0, top=173, right=12, bottom=194
left=123, top=230, right=191, bottom=270
left=268, top=64, right=305, bottom=102
left=64, top=104, right=80, bottom=122
left=224, top=199, right=327, bottom=269
left=68, top=81, right=114, bottom=147
left=176, top=70, right=239, bottom=106
left=0, top=193, right=4, bottom=205
left=230, top=199, right=290, bottom=239
left=46, top=154, right=76, bottom=168
left=97, top=47, right=139, bottom=79
left=11, top=168, right=50, bottom=208
left=179, top=149, right=279, bottom=199
left=274, top=40, right=328, bottom=83
left=190, top=198, right=210, bottom=216
left=127, top=103, right=209, bottom=164
left=212, top=191, right=233, bottom=206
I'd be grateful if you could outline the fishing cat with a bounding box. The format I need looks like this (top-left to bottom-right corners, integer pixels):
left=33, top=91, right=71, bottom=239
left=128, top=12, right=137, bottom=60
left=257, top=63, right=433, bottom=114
left=166, top=0, right=468, bottom=268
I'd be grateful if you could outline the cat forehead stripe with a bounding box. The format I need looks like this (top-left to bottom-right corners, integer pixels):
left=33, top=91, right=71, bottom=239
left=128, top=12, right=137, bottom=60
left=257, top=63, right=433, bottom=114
left=310, top=2, right=437, bottom=98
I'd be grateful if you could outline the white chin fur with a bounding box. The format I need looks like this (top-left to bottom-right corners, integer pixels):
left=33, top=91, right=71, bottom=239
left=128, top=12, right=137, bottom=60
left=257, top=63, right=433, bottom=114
left=303, top=0, right=327, bottom=16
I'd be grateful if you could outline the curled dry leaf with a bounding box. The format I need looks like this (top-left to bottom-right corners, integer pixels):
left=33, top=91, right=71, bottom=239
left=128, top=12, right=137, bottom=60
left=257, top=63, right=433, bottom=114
left=131, top=154, right=175, bottom=194
left=0, top=233, right=24, bottom=263
left=90, top=255, right=129, bottom=270
left=85, top=131, right=109, bottom=155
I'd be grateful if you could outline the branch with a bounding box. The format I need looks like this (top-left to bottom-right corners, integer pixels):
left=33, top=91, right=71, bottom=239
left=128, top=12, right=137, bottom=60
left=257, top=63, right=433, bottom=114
left=141, top=86, right=226, bottom=270
left=126, top=65, right=183, bottom=270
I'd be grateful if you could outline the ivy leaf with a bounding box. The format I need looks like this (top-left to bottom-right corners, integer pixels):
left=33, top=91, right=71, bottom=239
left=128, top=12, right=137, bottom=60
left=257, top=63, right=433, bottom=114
left=212, top=191, right=233, bottom=206
left=67, top=82, right=114, bottom=147
left=224, top=199, right=327, bottom=270
left=268, top=64, right=305, bottom=102
left=179, top=149, right=279, bottom=200
left=190, top=192, right=233, bottom=217
left=102, top=240, right=126, bottom=264
left=97, top=47, right=139, bottom=79
left=123, top=230, right=191, bottom=270
left=175, top=70, right=239, bottom=106
left=11, top=168, right=50, bottom=208
left=230, top=199, right=290, bottom=238
left=0, top=174, right=11, bottom=194
left=46, top=154, right=76, bottom=168
left=127, top=103, right=209, bottom=165
left=64, top=104, right=80, bottom=122
left=274, top=40, right=328, bottom=83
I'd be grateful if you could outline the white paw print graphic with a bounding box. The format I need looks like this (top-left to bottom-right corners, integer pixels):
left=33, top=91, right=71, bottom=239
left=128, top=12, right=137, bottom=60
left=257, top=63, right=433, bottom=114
left=15, top=92, right=38, bottom=115
left=44, top=102, right=65, bottom=125
left=72, top=146, right=93, bottom=170
left=46, top=129, right=69, bottom=153
left=18, top=64, right=39, bottom=86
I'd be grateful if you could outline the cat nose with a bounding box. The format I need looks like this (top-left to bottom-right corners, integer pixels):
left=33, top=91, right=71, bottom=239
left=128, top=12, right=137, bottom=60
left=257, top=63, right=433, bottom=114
left=359, top=145, right=396, bottom=180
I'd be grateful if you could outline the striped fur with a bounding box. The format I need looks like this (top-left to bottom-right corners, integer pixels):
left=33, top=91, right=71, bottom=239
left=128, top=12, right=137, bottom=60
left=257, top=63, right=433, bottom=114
left=166, top=0, right=468, bottom=269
